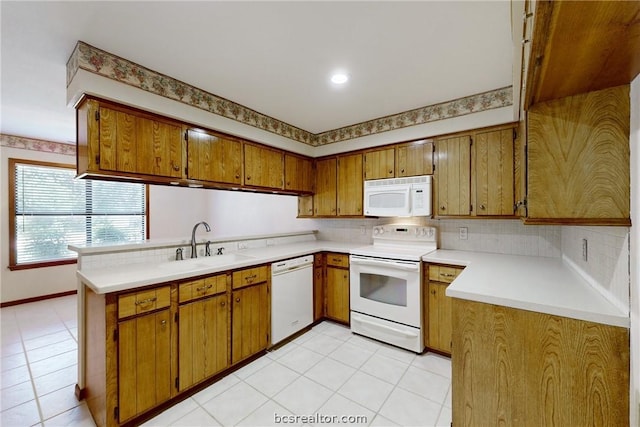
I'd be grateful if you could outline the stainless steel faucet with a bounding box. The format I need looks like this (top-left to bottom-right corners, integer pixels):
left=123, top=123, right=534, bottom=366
left=191, top=221, right=211, bottom=258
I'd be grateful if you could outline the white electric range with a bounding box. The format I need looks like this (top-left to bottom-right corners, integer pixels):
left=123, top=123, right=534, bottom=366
left=349, top=224, right=437, bottom=352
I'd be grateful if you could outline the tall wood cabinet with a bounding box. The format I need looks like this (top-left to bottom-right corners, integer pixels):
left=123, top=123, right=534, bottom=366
left=474, top=128, right=515, bottom=216
left=435, top=135, right=472, bottom=216
left=314, top=158, right=337, bottom=216
left=186, top=129, right=242, bottom=185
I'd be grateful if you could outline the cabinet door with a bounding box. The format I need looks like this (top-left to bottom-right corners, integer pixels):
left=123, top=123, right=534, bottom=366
left=178, top=294, right=229, bottom=391
left=244, top=143, right=284, bottom=189
left=435, top=136, right=471, bottom=216
left=314, top=158, right=337, bottom=216
left=118, top=308, right=172, bottom=423
left=297, top=195, right=314, bottom=217
left=313, top=259, right=325, bottom=321
left=427, top=281, right=452, bottom=354
left=396, top=140, right=433, bottom=177
left=364, top=148, right=395, bottom=180
left=187, top=130, right=242, bottom=184
left=98, top=106, right=182, bottom=178
left=325, top=266, right=349, bottom=324
left=285, top=154, right=314, bottom=193
left=232, top=283, right=268, bottom=364
left=475, top=129, right=515, bottom=216
left=337, top=153, right=363, bottom=216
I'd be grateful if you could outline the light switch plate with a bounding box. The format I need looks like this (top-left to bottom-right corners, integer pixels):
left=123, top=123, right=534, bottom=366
left=582, top=238, right=588, bottom=261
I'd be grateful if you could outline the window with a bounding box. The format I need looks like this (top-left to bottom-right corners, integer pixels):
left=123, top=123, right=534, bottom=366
left=9, top=159, right=147, bottom=269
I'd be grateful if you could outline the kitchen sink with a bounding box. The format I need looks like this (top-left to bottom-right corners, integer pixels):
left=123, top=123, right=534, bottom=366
left=158, top=253, right=255, bottom=273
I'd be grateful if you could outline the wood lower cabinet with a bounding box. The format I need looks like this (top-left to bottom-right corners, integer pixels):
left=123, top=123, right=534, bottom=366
left=231, top=282, right=269, bottom=364
left=118, top=308, right=173, bottom=423
left=452, top=298, right=629, bottom=426
left=313, top=254, right=325, bottom=321
left=325, top=253, right=350, bottom=324
left=186, top=129, right=242, bottom=184
left=178, top=292, right=229, bottom=392
left=424, top=264, right=463, bottom=355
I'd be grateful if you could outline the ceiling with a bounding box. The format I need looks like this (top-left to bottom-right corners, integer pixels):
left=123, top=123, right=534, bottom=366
left=1, top=1, right=513, bottom=145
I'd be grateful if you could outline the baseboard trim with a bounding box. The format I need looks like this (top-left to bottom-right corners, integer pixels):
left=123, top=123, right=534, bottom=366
left=0, top=290, right=77, bottom=308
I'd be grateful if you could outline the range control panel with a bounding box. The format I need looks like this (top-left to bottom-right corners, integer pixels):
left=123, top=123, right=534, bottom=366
left=372, top=225, right=436, bottom=243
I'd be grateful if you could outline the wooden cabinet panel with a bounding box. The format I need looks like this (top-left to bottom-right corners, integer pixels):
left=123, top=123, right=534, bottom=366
left=313, top=255, right=325, bottom=321
left=326, top=253, right=349, bottom=268
left=284, top=154, right=313, bottom=193
left=452, top=299, right=629, bottom=427
left=118, top=286, right=171, bottom=319
left=118, top=308, right=172, bottom=423
left=527, top=85, right=630, bottom=223
left=178, top=294, right=229, bottom=391
left=314, top=158, right=337, bottom=216
left=364, top=148, right=395, bottom=180
left=179, top=274, right=227, bottom=303
left=232, top=266, right=269, bottom=290
left=396, top=140, right=434, bottom=177
left=98, top=106, right=182, bottom=178
left=427, top=281, right=452, bottom=354
left=474, top=129, right=514, bottom=216
left=186, top=130, right=242, bottom=184
left=337, top=153, right=363, bottom=216
left=232, top=283, right=269, bottom=364
left=244, top=143, right=283, bottom=189
left=297, top=195, right=314, bottom=217
left=325, top=266, right=349, bottom=324
left=435, top=136, right=471, bottom=216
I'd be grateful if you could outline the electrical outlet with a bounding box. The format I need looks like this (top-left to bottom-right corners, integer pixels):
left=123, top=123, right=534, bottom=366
left=582, top=238, right=588, bottom=261
left=459, top=227, right=468, bottom=240
left=237, top=242, right=248, bottom=250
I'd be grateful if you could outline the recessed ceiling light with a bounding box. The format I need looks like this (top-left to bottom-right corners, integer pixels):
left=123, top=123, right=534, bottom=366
left=331, top=73, right=349, bottom=84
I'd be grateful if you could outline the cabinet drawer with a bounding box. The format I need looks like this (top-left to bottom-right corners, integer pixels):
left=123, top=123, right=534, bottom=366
left=118, top=286, right=171, bottom=319
left=428, top=265, right=463, bottom=283
left=179, top=274, right=228, bottom=303
left=326, top=253, right=349, bottom=268
left=232, top=266, right=268, bottom=290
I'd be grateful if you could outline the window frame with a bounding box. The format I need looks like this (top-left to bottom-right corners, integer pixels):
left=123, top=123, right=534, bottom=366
left=8, top=158, right=149, bottom=270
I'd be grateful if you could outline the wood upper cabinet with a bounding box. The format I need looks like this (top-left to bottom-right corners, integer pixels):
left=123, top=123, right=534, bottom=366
left=526, top=85, right=630, bottom=224
left=473, top=128, right=515, bottom=216
left=118, top=308, right=172, bottom=423
left=337, top=153, right=363, bottom=216
left=186, top=129, right=242, bottom=184
left=284, top=154, right=314, bottom=193
left=97, top=104, right=182, bottom=178
left=178, top=278, right=229, bottom=391
left=325, top=253, right=350, bottom=324
left=314, top=158, right=337, bottom=216
left=297, top=195, right=314, bottom=218
left=243, top=143, right=284, bottom=189
left=396, top=140, right=434, bottom=177
left=364, top=148, right=395, bottom=180
left=435, top=135, right=471, bottom=216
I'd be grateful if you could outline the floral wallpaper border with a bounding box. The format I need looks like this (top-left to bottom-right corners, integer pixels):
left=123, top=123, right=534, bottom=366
left=67, top=41, right=512, bottom=147
left=1, top=134, right=76, bottom=156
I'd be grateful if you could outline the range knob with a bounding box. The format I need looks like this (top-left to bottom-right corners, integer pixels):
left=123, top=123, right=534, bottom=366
left=373, top=227, right=381, bottom=235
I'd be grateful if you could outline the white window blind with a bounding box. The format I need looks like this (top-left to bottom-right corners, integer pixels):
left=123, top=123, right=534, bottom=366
left=13, top=162, right=146, bottom=265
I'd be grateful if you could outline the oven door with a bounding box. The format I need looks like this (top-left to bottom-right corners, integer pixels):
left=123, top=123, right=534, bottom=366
left=349, top=255, right=421, bottom=327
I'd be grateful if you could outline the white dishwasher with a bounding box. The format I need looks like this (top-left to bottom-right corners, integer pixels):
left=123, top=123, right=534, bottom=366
left=271, top=255, right=314, bottom=345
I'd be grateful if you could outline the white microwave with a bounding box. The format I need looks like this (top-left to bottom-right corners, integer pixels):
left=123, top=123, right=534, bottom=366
left=364, top=175, right=432, bottom=217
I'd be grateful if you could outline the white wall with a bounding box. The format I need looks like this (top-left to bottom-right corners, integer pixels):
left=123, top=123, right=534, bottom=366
left=0, top=146, right=78, bottom=303
left=629, top=74, right=639, bottom=427
left=149, top=186, right=319, bottom=241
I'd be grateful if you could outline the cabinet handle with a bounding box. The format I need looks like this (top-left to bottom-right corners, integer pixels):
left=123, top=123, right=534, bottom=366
left=172, top=163, right=180, bottom=172
left=196, top=284, right=213, bottom=292
left=221, top=301, right=226, bottom=307
left=480, top=204, right=486, bottom=210
left=244, top=274, right=257, bottom=282
left=440, top=273, right=455, bottom=278
left=431, top=290, right=436, bottom=295
left=389, top=170, right=393, bottom=174
left=440, top=205, right=446, bottom=210
left=135, top=297, right=157, bottom=306
left=236, top=297, right=240, bottom=303
left=246, top=176, right=251, bottom=181
left=160, top=320, right=167, bottom=326
left=332, top=258, right=341, bottom=263
left=401, top=169, right=405, bottom=173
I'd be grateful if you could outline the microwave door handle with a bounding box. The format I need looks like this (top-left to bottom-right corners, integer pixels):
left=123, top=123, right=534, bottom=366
left=350, top=257, right=419, bottom=271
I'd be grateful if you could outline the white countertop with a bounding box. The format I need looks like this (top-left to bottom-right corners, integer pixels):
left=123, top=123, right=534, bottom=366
left=77, top=241, right=360, bottom=294
left=424, top=250, right=629, bottom=328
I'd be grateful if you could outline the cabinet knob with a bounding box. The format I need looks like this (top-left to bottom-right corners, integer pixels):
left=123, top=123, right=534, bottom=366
left=235, top=174, right=240, bottom=179
left=172, top=163, right=180, bottom=171
left=389, top=170, right=393, bottom=174
left=480, top=204, right=486, bottom=210
left=236, top=297, right=240, bottom=303
left=401, top=169, right=405, bottom=173
left=440, top=206, right=446, bottom=210
left=160, top=319, right=167, bottom=326
left=431, top=290, right=436, bottom=295
left=246, top=176, right=251, bottom=181
left=221, top=301, right=226, bottom=307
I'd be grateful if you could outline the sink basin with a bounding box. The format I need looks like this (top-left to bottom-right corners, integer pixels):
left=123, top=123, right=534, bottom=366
left=158, top=253, right=255, bottom=273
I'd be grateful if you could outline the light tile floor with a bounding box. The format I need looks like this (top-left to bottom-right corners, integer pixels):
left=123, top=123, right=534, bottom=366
left=1, top=295, right=452, bottom=426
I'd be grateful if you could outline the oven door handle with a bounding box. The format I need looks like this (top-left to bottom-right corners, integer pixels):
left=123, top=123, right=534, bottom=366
left=352, top=316, right=419, bottom=338
left=350, top=257, right=419, bottom=271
